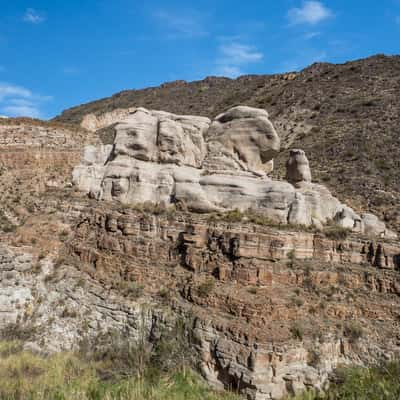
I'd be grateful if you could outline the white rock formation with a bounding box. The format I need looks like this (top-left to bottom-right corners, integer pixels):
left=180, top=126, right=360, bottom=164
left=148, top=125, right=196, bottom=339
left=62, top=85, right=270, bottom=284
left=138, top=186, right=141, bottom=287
left=73, top=106, right=396, bottom=238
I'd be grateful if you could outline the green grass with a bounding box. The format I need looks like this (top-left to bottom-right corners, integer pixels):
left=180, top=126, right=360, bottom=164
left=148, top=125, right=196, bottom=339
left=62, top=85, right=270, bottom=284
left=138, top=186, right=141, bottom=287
left=290, top=362, right=400, bottom=400
left=0, top=341, right=239, bottom=400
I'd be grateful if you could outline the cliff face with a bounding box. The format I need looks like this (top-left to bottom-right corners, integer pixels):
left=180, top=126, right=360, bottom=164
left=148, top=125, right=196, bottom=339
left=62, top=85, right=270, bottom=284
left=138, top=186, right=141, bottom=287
left=1, top=202, right=400, bottom=399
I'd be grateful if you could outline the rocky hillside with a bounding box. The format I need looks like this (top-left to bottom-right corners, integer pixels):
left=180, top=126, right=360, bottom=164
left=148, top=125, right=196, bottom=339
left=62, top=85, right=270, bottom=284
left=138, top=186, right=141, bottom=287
left=0, top=55, right=399, bottom=400
left=55, top=54, right=400, bottom=231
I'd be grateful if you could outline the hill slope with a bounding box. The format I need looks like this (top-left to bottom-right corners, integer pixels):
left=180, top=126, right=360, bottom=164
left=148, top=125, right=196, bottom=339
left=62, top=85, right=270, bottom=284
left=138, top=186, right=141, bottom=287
left=55, top=54, right=400, bottom=230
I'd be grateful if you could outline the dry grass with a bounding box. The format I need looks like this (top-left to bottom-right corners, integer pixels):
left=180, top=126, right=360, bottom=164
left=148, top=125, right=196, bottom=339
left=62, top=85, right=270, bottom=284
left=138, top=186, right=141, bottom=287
left=0, top=341, right=240, bottom=400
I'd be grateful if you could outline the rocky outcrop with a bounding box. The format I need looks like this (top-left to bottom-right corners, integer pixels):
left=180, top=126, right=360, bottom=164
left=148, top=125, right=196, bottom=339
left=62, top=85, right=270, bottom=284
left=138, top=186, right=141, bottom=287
left=73, top=106, right=396, bottom=239
left=286, top=149, right=311, bottom=184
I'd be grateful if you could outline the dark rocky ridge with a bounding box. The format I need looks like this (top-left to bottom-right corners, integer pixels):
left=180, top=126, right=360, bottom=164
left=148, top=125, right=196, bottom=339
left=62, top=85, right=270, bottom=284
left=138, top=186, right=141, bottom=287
left=55, top=54, right=400, bottom=231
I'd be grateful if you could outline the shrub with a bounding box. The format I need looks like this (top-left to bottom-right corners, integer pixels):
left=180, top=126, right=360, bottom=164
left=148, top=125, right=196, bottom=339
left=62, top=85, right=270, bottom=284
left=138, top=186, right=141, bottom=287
left=290, top=322, right=304, bottom=341
left=287, top=250, right=296, bottom=267
left=197, top=279, right=215, bottom=297
left=121, top=282, right=144, bottom=299
left=307, top=349, right=321, bottom=368
left=158, top=287, right=171, bottom=300
left=324, top=225, right=351, bottom=240
left=291, top=296, right=304, bottom=307
left=247, top=287, right=258, bottom=295
left=0, top=323, right=38, bottom=342
left=344, top=322, right=363, bottom=343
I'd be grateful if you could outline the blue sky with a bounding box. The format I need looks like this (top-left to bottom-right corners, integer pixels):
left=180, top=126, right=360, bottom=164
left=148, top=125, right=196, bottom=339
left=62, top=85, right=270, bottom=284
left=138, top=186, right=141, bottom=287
left=0, top=0, right=399, bottom=119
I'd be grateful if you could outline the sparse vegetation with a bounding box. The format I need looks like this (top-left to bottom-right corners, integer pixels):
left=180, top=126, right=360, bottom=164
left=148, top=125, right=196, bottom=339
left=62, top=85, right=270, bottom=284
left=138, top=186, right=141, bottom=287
left=290, top=362, right=400, bottom=399
left=207, top=208, right=316, bottom=232
left=343, top=321, right=364, bottom=343
left=290, top=322, right=304, bottom=341
left=197, top=279, right=215, bottom=297
left=323, top=224, right=351, bottom=240
left=0, top=210, right=16, bottom=233
left=0, top=340, right=240, bottom=400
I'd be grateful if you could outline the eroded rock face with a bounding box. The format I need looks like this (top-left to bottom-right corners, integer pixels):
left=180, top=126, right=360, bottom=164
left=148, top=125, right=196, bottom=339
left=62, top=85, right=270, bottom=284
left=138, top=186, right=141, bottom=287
left=1, top=204, right=400, bottom=399
left=206, top=106, right=280, bottom=176
left=286, top=149, right=312, bottom=184
left=68, top=207, right=400, bottom=399
left=73, top=106, right=396, bottom=238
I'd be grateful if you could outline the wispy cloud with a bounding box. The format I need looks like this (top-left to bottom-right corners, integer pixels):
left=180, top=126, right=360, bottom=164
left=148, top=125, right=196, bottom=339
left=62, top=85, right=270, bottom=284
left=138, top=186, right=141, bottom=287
left=288, top=1, right=333, bottom=25
left=0, top=83, right=32, bottom=101
left=23, top=8, right=46, bottom=24
left=2, top=105, right=41, bottom=119
left=214, top=42, right=263, bottom=78
left=0, top=82, right=51, bottom=118
left=153, top=9, right=208, bottom=38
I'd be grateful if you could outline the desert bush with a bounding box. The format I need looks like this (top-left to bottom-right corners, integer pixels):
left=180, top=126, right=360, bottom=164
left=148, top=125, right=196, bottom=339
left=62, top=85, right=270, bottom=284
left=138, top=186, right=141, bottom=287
left=197, top=279, right=215, bottom=297
left=343, top=322, right=363, bottom=343
left=323, top=224, right=351, bottom=240
left=121, top=281, right=144, bottom=299
left=0, top=323, right=38, bottom=342
left=290, top=322, right=304, bottom=341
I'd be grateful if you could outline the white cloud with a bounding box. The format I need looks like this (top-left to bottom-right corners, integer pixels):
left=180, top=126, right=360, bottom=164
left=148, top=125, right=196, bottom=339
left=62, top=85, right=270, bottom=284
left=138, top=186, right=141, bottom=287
left=215, top=42, right=263, bottom=78
left=2, top=105, right=41, bottom=119
left=216, top=65, right=243, bottom=78
left=288, top=1, right=333, bottom=25
left=153, top=9, right=208, bottom=38
left=0, top=83, right=32, bottom=101
left=219, top=43, right=263, bottom=64
left=0, top=82, right=51, bottom=119
left=23, top=8, right=46, bottom=24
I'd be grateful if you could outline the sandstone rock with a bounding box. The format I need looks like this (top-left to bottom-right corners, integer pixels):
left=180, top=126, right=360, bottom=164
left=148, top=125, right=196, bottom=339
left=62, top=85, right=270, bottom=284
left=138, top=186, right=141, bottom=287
left=361, top=213, right=397, bottom=239
left=72, top=144, right=113, bottom=196
left=334, top=206, right=362, bottom=231
left=72, top=106, right=394, bottom=237
left=286, top=149, right=312, bottom=184
left=206, top=106, right=280, bottom=176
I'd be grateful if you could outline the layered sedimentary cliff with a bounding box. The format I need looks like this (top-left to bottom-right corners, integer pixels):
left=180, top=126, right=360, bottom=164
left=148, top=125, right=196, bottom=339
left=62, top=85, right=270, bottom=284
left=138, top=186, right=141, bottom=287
left=1, top=203, right=399, bottom=399
left=1, top=105, right=400, bottom=399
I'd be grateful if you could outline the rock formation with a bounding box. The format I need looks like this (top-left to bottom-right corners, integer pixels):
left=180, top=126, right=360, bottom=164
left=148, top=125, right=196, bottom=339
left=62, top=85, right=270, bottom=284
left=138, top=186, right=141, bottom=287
left=286, top=149, right=312, bottom=184
left=73, top=106, right=396, bottom=239
left=1, top=108, right=400, bottom=400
